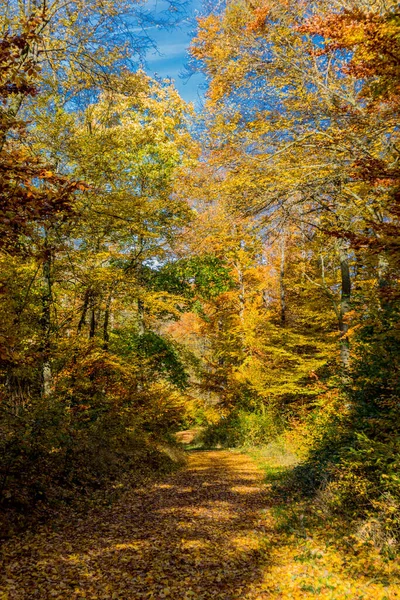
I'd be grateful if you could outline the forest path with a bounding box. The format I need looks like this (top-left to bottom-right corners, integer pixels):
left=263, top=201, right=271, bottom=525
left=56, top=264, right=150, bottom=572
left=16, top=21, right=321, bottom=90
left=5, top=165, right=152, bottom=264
left=2, top=450, right=397, bottom=599
left=0, top=451, right=275, bottom=600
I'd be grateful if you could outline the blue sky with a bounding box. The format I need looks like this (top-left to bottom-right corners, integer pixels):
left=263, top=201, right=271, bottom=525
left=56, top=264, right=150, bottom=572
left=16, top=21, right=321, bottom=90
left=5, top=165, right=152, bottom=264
left=142, top=0, right=206, bottom=105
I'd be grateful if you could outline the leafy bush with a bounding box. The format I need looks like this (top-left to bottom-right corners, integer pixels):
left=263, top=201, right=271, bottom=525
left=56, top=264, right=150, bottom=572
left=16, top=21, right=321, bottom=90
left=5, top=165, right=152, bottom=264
left=0, top=393, right=185, bottom=536
left=0, top=340, right=190, bottom=537
left=200, top=404, right=284, bottom=448
left=276, top=304, right=400, bottom=548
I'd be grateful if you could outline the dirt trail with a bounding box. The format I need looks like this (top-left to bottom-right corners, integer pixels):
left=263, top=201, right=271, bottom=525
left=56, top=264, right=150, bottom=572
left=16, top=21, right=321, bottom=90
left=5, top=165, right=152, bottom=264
left=0, top=451, right=273, bottom=600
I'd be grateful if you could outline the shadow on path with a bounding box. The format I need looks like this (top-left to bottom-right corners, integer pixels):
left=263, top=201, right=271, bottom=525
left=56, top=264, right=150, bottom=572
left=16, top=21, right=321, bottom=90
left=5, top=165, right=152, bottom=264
left=0, top=451, right=276, bottom=599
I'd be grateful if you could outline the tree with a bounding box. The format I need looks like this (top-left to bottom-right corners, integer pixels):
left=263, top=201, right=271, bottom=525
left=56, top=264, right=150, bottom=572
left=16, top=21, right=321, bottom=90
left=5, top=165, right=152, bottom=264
left=169, top=164, right=337, bottom=442
left=0, top=0, right=187, bottom=111
left=190, top=0, right=399, bottom=370
left=0, top=18, right=196, bottom=522
left=0, top=16, right=81, bottom=250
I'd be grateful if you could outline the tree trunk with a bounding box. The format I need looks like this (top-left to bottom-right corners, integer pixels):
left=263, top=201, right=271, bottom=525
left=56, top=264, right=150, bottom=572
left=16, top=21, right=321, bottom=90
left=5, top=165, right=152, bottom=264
left=338, top=241, right=352, bottom=373
left=41, top=239, right=52, bottom=397
left=236, top=263, right=245, bottom=323
left=378, top=254, right=389, bottom=288
left=103, top=295, right=112, bottom=350
left=78, top=289, right=91, bottom=333
left=137, top=298, right=145, bottom=336
left=89, top=301, right=96, bottom=339
left=279, top=235, right=286, bottom=326
left=378, top=252, right=390, bottom=302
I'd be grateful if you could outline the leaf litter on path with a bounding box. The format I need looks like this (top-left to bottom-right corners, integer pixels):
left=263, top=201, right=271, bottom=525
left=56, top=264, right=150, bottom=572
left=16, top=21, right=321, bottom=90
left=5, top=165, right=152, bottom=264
left=1, top=451, right=399, bottom=599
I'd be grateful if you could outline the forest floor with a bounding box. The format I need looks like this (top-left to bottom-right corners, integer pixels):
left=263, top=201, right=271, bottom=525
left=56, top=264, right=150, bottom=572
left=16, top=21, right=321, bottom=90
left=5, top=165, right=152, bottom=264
left=1, top=450, right=399, bottom=600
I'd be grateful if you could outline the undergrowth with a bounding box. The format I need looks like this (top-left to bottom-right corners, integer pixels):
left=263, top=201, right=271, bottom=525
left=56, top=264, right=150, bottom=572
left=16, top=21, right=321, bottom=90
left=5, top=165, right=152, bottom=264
left=197, top=405, right=284, bottom=449
left=244, top=439, right=400, bottom=597
left=0, top=400, right=186, bottom=540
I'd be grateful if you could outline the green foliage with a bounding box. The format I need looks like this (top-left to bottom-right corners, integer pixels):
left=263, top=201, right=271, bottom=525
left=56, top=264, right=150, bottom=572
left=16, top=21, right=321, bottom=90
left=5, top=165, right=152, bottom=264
left=110, top=330, right=190, bottom=390
left=183, top=256, right=234, bottom=300
left=200, top=404, right=284, bottom=448
left=324, top=303, right=400, bottom=542
left=148, top=256, right=234, bottom=301
left=277, top=301, right=400, bottom=546
left=135, top=332, right=189, bottom=390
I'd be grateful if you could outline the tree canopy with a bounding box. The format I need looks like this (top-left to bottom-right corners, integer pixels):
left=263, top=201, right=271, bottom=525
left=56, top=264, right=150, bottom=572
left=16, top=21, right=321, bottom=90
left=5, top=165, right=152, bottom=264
left=1, top=0, right=399, bottom=568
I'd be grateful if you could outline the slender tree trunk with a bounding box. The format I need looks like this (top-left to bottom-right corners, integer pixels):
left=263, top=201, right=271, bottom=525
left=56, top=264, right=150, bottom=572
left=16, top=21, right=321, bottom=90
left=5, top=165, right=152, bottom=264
left=338, top=241, right=352, bottom=373
left=77, top=289, right=90, bottom=333
left=217, top=319, right=225, bottom=367
left=88, top=299, right=97, bottom=389
left=235, top=262, right=245, bottom=323
left=378, top=254, right=389, bottom=287
left=262, top=243, right=271, bottom=309
left=89, top=300, right=96, bottom=339
left=136, top=297, right=146, bottom=392
left=279, top=235, right=286, bottom=326
left=103, top=294, right=112, bottom=350
left=137, top=298, right=145, bottom=336
left=378, top=252, right=390, bottom=297
left=41, top=236, right=52, bottom=397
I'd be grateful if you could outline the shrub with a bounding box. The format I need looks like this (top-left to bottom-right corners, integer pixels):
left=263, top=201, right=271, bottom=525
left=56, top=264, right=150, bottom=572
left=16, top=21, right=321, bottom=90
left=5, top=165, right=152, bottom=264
left=200, top=403, right=284, bottom=448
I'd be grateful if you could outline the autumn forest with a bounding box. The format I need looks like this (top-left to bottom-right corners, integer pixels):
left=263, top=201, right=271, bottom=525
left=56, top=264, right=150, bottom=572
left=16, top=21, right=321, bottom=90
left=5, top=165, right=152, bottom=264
left=0, top=0, right=399, bottom=598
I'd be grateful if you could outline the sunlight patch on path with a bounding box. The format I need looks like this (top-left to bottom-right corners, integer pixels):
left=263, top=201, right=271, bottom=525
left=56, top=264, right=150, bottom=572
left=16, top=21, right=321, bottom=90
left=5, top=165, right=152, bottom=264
left=1, top=450, right=398, bottom=599
left=0, top=451, right=272, bottom=599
